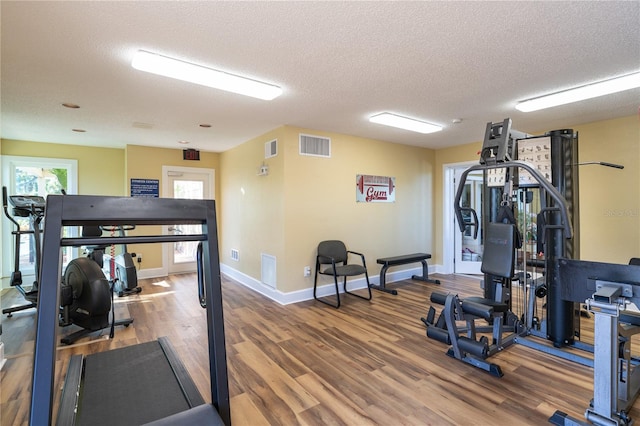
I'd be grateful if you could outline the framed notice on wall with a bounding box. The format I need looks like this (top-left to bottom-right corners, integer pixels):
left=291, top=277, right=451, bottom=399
left=130, top=178, right=159, bottom=197
left=356, top=174, right=395, bottom=203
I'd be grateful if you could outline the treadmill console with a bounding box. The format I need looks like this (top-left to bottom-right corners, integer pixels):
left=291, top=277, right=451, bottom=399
left=9, top=195, right=46, bottom=217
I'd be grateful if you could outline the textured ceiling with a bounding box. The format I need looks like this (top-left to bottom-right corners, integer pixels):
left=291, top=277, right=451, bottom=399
left=1, top=1, right=639, bottom=152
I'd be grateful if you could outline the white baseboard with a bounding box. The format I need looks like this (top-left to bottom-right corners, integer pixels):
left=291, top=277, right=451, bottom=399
left=135, top=267, right=166, bottom=280
left=220, top=263, right=439, bottom=305
left=2, top=266, right=167, bottom=290
left=0, top=342, right=6, bottom=370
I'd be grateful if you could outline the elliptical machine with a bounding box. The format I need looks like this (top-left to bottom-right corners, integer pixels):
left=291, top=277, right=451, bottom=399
left=2, top=186, right=133, bottom=344
left=1, top=187, right=44, bottom=317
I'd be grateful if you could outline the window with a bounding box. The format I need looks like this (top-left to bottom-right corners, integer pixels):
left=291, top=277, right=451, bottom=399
left=2, top=156, right=78, bottom=281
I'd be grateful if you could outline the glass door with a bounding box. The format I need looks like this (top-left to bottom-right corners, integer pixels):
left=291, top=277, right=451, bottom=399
left=454, top=169, right=484, bottom=274
left=164, top=168, right=213, bottom=274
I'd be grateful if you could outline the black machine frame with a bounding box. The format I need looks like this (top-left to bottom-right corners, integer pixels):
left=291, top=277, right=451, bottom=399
left=29, top=195, right=230, bottom=425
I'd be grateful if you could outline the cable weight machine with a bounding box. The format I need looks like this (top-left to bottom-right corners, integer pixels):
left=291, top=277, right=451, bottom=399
left=447, top=118, right=636, bottom=425
left=462, top=119, right=582, bottom=349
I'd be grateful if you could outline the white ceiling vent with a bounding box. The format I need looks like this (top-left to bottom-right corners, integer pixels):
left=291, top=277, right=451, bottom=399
left=265, top=139, right=277, bottom=159
left=299, top=134, right=331, bottom=158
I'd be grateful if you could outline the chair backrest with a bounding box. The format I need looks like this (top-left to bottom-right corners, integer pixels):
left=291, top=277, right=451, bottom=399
left=630, top=258, right=640, bottom=266
left=317, top=240, right=348, bottom=265
left=481, top=222, right=516, bottom=279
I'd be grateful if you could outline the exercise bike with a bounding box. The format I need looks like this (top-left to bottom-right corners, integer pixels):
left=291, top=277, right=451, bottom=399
left=2, top=187, right=133, bottom=344
left=85, top=225, right=142, bottom=297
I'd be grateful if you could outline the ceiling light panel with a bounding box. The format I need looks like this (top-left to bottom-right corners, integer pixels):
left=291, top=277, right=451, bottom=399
left=516, top=72, right=640, bottom=112
left=369, top=113, right=442, bottom=134
left=132, top=50, right=282, bottom=101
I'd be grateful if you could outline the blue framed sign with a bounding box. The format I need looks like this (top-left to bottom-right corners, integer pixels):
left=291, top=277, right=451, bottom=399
left=130, top=178, right=159, bottom=198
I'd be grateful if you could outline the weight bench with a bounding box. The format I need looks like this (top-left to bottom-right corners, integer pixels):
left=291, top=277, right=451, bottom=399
left=371, top=253, right=440, bottom=295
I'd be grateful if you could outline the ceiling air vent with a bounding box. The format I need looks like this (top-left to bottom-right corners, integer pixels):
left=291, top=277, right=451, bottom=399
left=265, top=139, right=277, bottom=159
left=132, top=122, right=154, bottom=129
left=299, top=134, right=331, bottom=158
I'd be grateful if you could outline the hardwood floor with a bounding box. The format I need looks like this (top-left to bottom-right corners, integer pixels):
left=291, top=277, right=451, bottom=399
left=1, top=272, right=639, bottom=425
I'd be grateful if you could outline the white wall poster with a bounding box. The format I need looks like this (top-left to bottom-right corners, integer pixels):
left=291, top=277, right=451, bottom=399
left=356, top=174, right=395, bottom=203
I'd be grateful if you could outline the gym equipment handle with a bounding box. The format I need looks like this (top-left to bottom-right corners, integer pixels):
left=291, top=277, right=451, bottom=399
left=577, top=161, right=624, bottom=169
left=61, top=234, right=206, bottom=246
left=2, top=186, right=21, bottom=228
left=454, top=161, right=573, bottom=239
left=197, top=242, right=206, bottom=308
left=459, top=207, right=479, bottom=240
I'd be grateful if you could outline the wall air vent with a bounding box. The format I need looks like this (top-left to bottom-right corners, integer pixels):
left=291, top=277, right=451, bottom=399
left=265, top=139, right=277, bottom=159
left=299, top=134, right=331, bottom=158
left=261, top=253, right=276, bottom=289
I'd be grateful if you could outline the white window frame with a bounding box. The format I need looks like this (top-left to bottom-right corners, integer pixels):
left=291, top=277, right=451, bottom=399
left=1, top=155, right=78, bottom=287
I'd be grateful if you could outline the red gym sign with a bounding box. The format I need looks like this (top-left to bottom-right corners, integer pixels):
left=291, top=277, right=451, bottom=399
left=356, top=174, right=396, bottom=203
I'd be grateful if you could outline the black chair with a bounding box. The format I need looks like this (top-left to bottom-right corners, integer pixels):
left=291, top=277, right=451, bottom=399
left=313, top=240, right=372, bottom=308
left=630, top=258, right=640, bottom=266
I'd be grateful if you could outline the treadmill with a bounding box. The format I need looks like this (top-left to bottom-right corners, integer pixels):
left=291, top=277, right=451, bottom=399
left=29, top=195, right=230, bottom=425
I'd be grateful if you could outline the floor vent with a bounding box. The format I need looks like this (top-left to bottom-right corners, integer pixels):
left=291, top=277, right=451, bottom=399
left=299, top=134, right=331, bottom=158
left=265, top=139, right=277, bottom=159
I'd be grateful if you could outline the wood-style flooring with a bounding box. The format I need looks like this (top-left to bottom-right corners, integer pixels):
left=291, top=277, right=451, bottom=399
left=1, top=272, right=639, bottom=425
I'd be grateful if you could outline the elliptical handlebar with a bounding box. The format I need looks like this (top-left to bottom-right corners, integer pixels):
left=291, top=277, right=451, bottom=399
left=3, top=186, right=21, bottom=227
left=453, top=160, right=573, bottom=239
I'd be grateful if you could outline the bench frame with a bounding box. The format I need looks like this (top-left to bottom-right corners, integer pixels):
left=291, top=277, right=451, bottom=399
left=371, top=253, right=440, bottom=295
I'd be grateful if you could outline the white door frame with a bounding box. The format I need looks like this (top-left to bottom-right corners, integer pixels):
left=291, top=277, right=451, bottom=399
left=161, top=166, right=215, bottom=275
left=442, top=160, right=477, bottom=274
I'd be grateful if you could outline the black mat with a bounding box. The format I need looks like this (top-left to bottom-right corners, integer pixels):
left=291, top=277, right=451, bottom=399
left=78, top=340, right=192, bottom=426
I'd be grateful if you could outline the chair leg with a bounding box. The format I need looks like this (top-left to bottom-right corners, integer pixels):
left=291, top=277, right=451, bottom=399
left=313, top=268, right=340, bottom=308
left=344, top=273, right=373, bottom=301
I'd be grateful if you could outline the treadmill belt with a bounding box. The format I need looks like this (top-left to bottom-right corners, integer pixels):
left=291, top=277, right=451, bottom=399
left=78, top=340, right=193, bottom=426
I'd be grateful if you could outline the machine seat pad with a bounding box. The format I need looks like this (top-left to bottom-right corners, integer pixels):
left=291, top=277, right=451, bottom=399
left=465, top=297, right=508, bottom=313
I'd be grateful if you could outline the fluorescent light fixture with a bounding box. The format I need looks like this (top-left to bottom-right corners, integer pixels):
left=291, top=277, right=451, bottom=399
left=131, top=50, right=282, bottom=100
left=516, top=72, right=640, bottom=112
left=369, top=112, right=442, bottom=134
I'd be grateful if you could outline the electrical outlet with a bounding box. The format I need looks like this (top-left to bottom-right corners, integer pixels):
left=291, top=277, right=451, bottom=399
left=137, top=254, right=142, bottom=263
left=304, top=266, right=311, bottom=277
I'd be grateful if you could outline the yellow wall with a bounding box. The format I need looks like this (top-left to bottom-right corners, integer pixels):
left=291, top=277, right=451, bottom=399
left=573, top=115, right=639, bottom=262
left=2, top=114, right=637, bottom=293
left=433, top=115, right=640, bottom=266
left=1, top=139, right=125, bottom=287
left=124, top=145, right=221, bottom=269
left=1, top=139, right=125, bottom=195
left=0, top=140, right=221, bottom=273
left=220, top=126, right=435, bottom=293
left=219, top=127, right=286, bottom=282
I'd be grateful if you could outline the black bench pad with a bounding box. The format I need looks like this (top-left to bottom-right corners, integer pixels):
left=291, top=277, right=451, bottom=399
left=371, top=253, right=440, bottom=295
left=377, top=253, right=432, bottom=265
